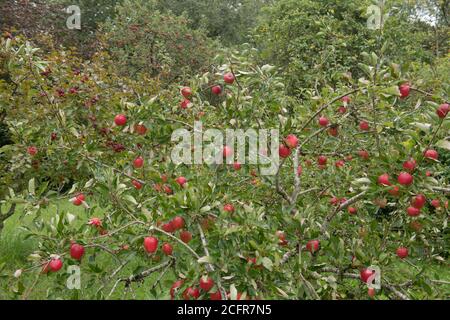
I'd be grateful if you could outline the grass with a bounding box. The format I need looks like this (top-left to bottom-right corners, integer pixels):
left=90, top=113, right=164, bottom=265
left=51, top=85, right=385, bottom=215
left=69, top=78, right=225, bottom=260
left=0, top=201, right=176, bottom=300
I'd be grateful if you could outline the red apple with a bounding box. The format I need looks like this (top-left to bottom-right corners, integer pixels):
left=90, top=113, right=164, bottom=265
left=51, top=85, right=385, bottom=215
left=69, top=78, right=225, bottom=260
left=377, top=173, right=391, bottom=186
left=133, top=156, right=144, bottom=169
left=162, top=243, right=173, bottom=256
left=210, top=291, right=222, bottom=300
left=328, top=126, right=339, bottom=137
left=397, top=172, right=413, bottom=186
left=388, top=185, right=400, bottom=197
left=297, top=165, right=303, bottom=175
left=342, top=96, right=351, bottom=104
left=211, top=85, right=222, bottom=95
left=170, top=280, right=184, bottom=300
left=114, top=114, right=127, bottom=126
left=337, top=106, right=347, bottom=114
left=183, top=287, right=200, bottom=300
left=175, top=176, right=187, bottom=187
left=431, top=199, right=440, bottom=208
left=27, top=146, right=38, bottom=156
left=403, top=159, right=416, bottom=172
left=224, top=72, right=235, bottom=84
left=132, top=180, right=142, bottom=190
left=284, top=134, right=299, bottom=149
left=396, top=247, right=408, bottom=259
left=358, top=150, right=369, bottom=160
left=181, top=87, right=192, bottom=98
left=143, top=236, right=158, bottom=253
left=306, top=240, right=320, bottom=253
left=359, top=121, right=369, bottom=131
left=407, top=206, right=420, bottom=217
left=368, top=287, right=376, bottom=298
left=180, top=230, right=192, bottom=243
left=199, top=276, right=215, bottom=292
left=424, top=149, right=438, bottom=160
left=162, top=221, right=175, bottom=233
left=49, top=258, right=63, bottom=272
left=436, top=103, right=449, bottom=118
left=70, top=243, right=85, bottom=260
left=360, top=268, right=374, bottom=283
left=411, top=194, right=426, bottom=209
left=318, top=116, right=329, bottom=127
left=279, top=145, right=291, bottom=158
left=335, top=160, right=345, bottom=168
left=399, top=83, right=410, bottom=99
left=233, top=162, right=242, bottom=170
left=318, top=155, right=327, bottom=166
left=223, top=145, right=233, bottom=158
left=180, top=99, right=191, bottom=109
left=223, top=203, right=235, bottom=213
left=348, top=207, right=357, bottom=215
left=172, top=216, right=185, bottom=230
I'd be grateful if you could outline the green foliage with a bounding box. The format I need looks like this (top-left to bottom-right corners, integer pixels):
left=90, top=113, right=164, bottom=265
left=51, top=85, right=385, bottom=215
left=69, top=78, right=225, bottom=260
left=99, top=0, right=217, bottom=83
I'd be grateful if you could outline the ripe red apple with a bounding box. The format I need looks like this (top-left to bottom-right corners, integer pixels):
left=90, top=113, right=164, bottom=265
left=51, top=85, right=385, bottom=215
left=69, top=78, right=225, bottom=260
left=407, top=206, right=420, bottom=217
left=359, top=121, right=369, bottom=131
left=368, top=288, right=376, bottom=298
left=143, top=236, right=158, bottom=253
left=199, top=276, right=215, bottom=292
left=70, top=243, right=85, bottom=260
left=211, top=85, right=222, bottom=95
left=135, top=124, right=147, bottom=135
left=403, top=159, right=416, bottom=172
left=162, top=221, right=175, bottom=233
left=233, top=162, right=242, bottom=170
left=411, top=194, right=426, bottom=209
left=357, top=150, right=369, bottom=160
left=330, top=197, right=340, bottom=206
left=377, top=173, right=391, bottom=186
left=172, top=216, right=185, bottom=230
left=436, top=103, right=449, bottom=118
left=175, top=176, right=187, bottom=187
left=183, top=287, right=200, bottom=300
left=396, top=247, right=408, bottom=259
left=210, top=291, right=222, bottom=300
left=318, top=116, right=329, bottom=127
left=328, top=126, right=339, bottom=137
left=181, top=87, right=192, bottom=98
left=132, top=180, right=142, bottom=190
left=360, top=268, right=374, bottom=283
left=306, top=240, right=320, bottom=253
left=424, top=149, right=438, bottom=160
left=397, top=172, right=413, bottom=186
left=335, top=160, right=345, bottom=168
left=133, top=156, right=144, bottom=169
left=162, top=243, right=173, bottom=256
left=49, top=258, right=63, bottom=272
left=342, top=96, right=351, bottom=104
left=348, top=207, right=357, bottom=215
left=180, top=99, right=191, bottom=109
left=170, top=280, right=184, bottom=300
left=27, top=146, right=38, bottom=156
left=114, top=114, right=127, bottom=126
left=163, top=185, right=173, bottom=195
left=224, top=72, right=235, bottom=84
left=223, top=145, right=233, bottom=158
left=337, top=106, right=347, bottom=114
left=399, top=83, right=410, bottom=99
left=180, top=230, right=192, bottom=243
left=279, top=145, right=291, bottom=158
left=297, top=165, right=303, bottom=175
left=431, top=199, right=440, bottom=208
left=284, top=134, right=299, bottom=149
left=318, top=155, right=327, bottom=166
left=223, top=203, right=235, bottom=213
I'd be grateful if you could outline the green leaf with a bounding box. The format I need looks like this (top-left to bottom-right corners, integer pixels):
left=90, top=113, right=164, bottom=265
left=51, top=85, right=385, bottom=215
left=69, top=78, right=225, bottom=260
left=435, top=139, right=450, bottom=151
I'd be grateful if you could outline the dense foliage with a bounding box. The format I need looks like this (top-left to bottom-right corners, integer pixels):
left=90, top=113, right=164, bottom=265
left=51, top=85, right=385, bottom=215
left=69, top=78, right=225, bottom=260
left=0, top=0, right=448, bottom=300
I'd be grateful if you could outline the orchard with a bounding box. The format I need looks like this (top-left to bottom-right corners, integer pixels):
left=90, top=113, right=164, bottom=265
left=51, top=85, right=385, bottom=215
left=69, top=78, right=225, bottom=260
left=0, top=0, right=449, bottom=301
